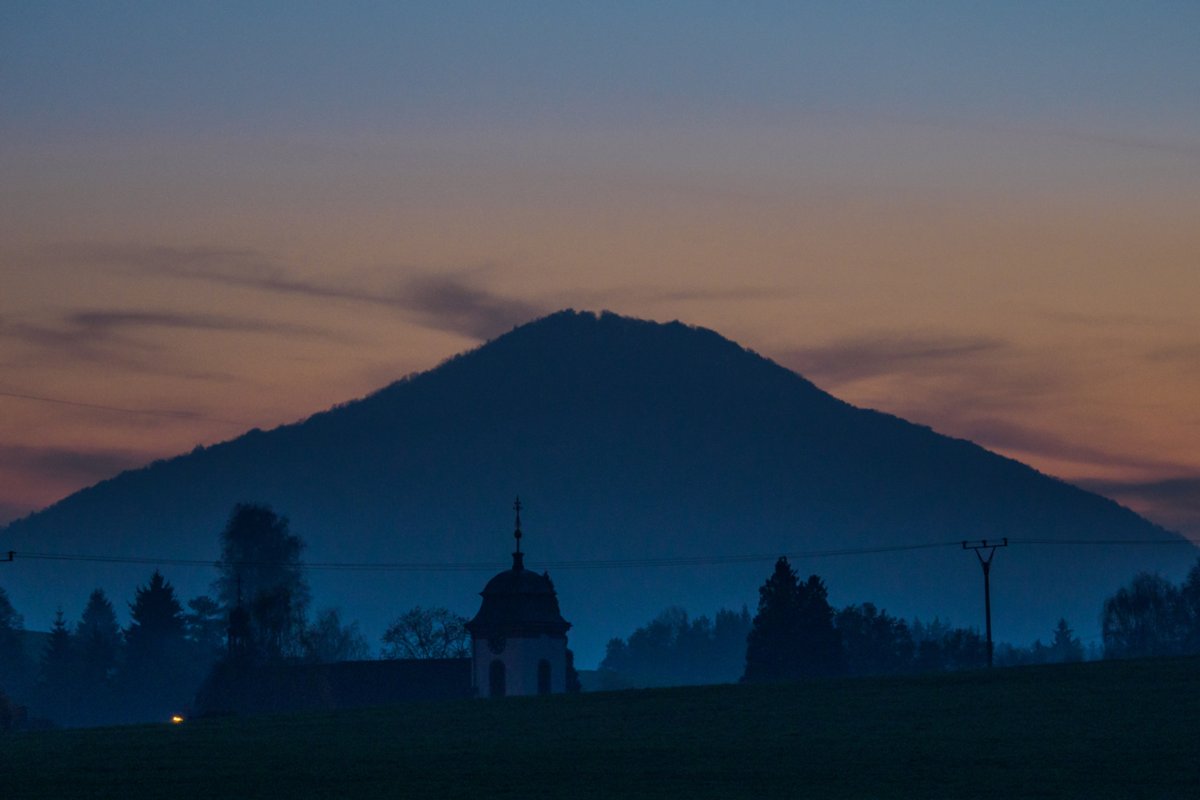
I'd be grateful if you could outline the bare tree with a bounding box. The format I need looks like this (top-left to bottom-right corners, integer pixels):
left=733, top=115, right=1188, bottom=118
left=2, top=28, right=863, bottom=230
left=380, top=606, right=469, bottom=659
left=303, top=608, right=369, bottom=663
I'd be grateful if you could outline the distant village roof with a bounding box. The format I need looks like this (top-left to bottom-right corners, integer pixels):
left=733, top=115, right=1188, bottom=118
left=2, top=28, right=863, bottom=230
left=465, top=498, right=571, bottom=639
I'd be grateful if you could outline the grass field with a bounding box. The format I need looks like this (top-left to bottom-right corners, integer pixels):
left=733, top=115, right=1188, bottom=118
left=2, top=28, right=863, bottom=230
left=3, top=656, right=1198, bottom=799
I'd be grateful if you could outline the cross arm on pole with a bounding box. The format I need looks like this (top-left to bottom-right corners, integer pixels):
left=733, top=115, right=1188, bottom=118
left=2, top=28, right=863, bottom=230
left=962, top=538, right=1008, bottom=566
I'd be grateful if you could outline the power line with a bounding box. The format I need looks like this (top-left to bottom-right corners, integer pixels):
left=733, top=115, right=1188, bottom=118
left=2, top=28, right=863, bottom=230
left=9, top=542, right=961, bottom=572
left=1009, top=538, right=1193, bottom=546
left=5, top=536, right=1193, bottom=574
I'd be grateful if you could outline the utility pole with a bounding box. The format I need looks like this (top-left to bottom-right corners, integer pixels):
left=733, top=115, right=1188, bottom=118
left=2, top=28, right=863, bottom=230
left=962, top=538, right=1007, bottom=667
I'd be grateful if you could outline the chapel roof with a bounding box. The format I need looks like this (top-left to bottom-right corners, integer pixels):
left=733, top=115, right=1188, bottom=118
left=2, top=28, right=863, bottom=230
left=464, top=498, right=571, bottom=639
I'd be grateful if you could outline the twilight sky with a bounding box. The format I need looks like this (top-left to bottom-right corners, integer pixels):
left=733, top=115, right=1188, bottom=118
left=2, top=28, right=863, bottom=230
left=2, top=2, right=1198, bottom=540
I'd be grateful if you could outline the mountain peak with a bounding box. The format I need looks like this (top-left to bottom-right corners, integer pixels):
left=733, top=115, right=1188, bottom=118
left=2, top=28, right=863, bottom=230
left=2, top=311, right=1191, bottom=664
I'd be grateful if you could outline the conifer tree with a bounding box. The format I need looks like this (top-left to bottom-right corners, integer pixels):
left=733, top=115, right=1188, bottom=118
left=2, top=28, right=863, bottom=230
left=36, top=609, right=78, bottom=723
left=1049, top=618, right=1084, bottom=663
left=121, top=571, right=189, bottom=722
left=0, top=587, right=30, bottom=697
left=76, top=589, right=121, bottom=688
left=743, top=558, right=843, bottom=682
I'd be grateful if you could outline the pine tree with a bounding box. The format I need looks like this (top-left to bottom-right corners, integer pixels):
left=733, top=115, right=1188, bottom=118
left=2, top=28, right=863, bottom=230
left=76, top=589, right=120, bottom=688
left=121, top=571, right=190, bottom=722
left=795, top=574, right=845, bottom=677
left=126, top=571, right=185, bottom=659
left=0, top=587, right=30, bottom=698
left=743, top=559, right=843, bottom=682
left=743, top=558, right=802, bottom=682
left=1049, top=618, right=1084, bottom=663
left=36, top=609, right=79, bottom=723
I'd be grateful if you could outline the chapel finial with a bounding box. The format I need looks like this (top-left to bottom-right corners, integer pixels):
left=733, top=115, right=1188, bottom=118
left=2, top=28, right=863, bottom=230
left=512, top=496, right=524, bottom=570
left=513, top=496, right=523, bottom=554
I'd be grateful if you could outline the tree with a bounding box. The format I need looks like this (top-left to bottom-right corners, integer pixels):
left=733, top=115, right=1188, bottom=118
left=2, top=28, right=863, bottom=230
left=836, top=603, right=915, bottom=676
left=215, top=504, right=310, bottom=661
left=940, top=626, right=987, bottom=670
left=743, top=558, right=843, bottom=682
left=0, top=686, right=26, bottom=732
left=600, top=606, right=753, bottom=687
left=75, top=589, right=121, bottom=689
left=1102, top=573, right=1183, bottom=659
left=121, top=571, right=191, bottom=722
left=381, top=606, right=469, bottom=659
left=35, top=609, right=78, bottom=723
left=0, top=586, right=30, bottom=698
left=1179, top=558, right=1200, bottom=654
left=1048, top=618, right=1084, bottom=664
left=302, top=608, right=370, bottom=663
left=125, top=571, right=186, bottom=658
left=710, top=607, right=754, bottom=682
left=909, top=617, right=986, bottom=672
left=183, top=595, right=226, bottom=660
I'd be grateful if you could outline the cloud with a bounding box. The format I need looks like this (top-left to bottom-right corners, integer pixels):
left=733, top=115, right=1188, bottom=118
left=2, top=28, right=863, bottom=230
left=400, top=275, right=544, bottom=340
left=1078, top=476, right=1200, bottom=517
left=776, top=329, right=1191, bottom=481
left=66, top=310, right=336, bottom=339
left=3, top=309, right=333, bottom=346
left=782, top=332, right=1008, bottom=386
left=950, top=417, right=1190, bottom=476
left=558, top=284, right=791, bottom=311
left=46, top=241, right=547, bottom=342
left=1076, top=475, right=1200, bottom=539
left=46, top=242, right=275, bottom=278
left=0, top=389, right=248, bottom=427
left=0, top=307, right=340, bottom=376
left=1145, top=342, right=1200, bottom=363
left=0, top=444, right=151, bottom=484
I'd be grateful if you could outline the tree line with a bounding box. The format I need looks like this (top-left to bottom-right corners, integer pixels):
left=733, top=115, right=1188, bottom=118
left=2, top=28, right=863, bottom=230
left=3, top=504, right=1198, bottom=726
left=601, top=553, right=1200, bottom=688
left=0, top=503, right=473, bottom=729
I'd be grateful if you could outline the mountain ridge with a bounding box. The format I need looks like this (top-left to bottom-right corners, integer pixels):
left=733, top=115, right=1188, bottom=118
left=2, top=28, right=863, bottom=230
left=3, top=310, right=1193, bottom=664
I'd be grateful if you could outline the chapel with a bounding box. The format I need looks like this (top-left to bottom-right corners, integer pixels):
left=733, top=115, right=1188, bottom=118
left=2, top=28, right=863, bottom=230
left=465, top=498, right=572, bottom=697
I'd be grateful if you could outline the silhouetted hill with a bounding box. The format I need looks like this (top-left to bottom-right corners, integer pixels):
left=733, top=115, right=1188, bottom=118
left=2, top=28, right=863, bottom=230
left=3, top=311, right=1193, bottom=664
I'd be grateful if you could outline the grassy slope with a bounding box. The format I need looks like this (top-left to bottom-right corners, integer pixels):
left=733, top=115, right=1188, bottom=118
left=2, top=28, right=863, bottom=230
left=3, top=657, right=1198, bottom=800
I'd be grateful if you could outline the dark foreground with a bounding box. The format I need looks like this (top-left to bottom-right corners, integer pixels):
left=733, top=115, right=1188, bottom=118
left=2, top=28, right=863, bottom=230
left=3, top=656, right=1197, bottom=799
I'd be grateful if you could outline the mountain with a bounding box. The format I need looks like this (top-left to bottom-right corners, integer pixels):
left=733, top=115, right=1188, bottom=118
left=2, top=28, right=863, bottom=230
left=2, top=310, right=1194, bottom=665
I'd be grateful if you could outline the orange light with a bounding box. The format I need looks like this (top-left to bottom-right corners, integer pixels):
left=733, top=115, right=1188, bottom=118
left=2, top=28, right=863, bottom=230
left=171, top=715, right=185, bottom=724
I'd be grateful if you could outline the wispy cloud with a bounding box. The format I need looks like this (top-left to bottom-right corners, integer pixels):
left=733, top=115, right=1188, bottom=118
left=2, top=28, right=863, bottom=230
left=0, top=306, right=340, bottom=377
left=1076, top=475, right=1200, bottom=539
left=565, top=284, right=792, bottom=308
left=782, top=332, right=1008, bottom=386
left=1146, top=342, right=1200, bottom=363
left=2, top=309, right=334, bottom=347
left=1079, top=476, right=1200, bottom=517
left=47, top=241, right=547, bottom=341
left=0, top=443, right=152, bottom=484
left=401, top=275, right=544, bottom=339
left=950, top=417, right=1191, bottom=476
left=0, top=389, right=248, bottom=427
left=776, top=329, right=1181, bottom=479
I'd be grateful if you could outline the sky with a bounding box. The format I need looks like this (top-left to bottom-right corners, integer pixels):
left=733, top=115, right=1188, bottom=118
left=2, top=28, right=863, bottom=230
left=2, top=2, right=1198, bottom=546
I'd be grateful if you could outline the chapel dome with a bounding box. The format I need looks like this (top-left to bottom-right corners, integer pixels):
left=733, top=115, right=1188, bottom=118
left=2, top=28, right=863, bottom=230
left=465, top=499, right=571, bottom=640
